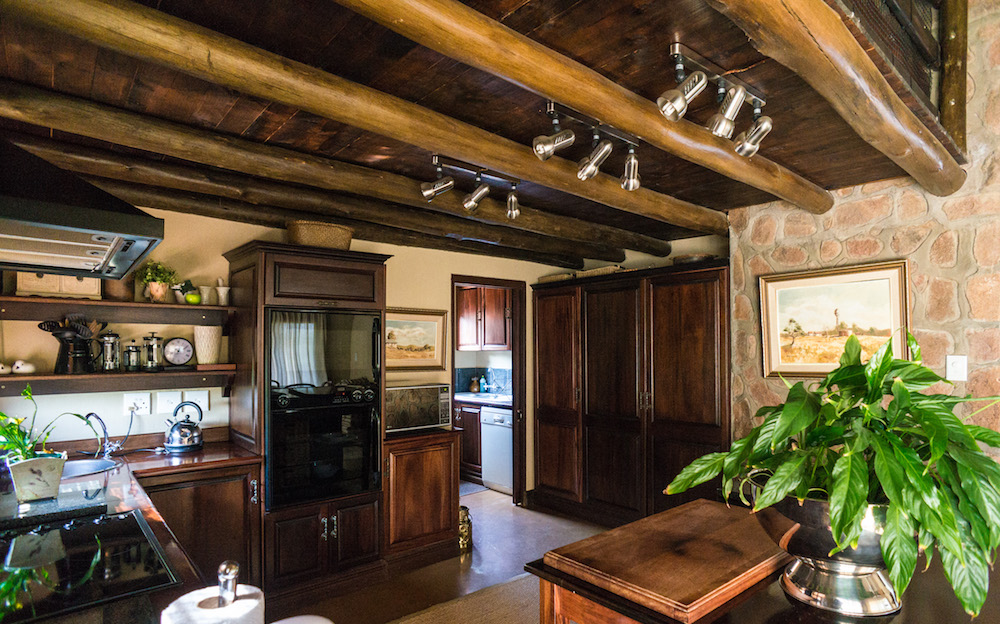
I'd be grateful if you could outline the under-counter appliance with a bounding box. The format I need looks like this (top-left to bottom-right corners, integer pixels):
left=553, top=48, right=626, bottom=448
left=385, top=384, right=451, bottom=432
left=265, top=309, right=381, bottom=510
left=480, top=406, right=513, bottom=495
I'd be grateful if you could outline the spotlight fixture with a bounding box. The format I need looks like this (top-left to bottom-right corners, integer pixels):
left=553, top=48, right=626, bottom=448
left=577, top=134, right=613, bottom=181
left=506, top=183, right=520, bottom=220
left=734, top=116, right=773, bottom=157
left=707, top=84, right=746, bottom=139
left=420, top=164, right=455, bottom=201
left=532, top=113, right=576, bottom=161
left=620, top=146, right=640, bottom=191
left=656, top=71, right=708, bottom=122
left=463, top=174, right=490, bottom=213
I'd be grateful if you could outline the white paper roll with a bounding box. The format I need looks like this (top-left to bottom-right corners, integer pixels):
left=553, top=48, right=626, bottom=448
left=161, top=584, right=264, bottom=624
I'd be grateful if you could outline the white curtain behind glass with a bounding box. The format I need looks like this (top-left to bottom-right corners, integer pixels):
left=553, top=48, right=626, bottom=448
left=270, top=311, right=328, bottom=387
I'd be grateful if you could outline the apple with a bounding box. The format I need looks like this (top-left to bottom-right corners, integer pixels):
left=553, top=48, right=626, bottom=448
left=184, top=292, right=202, bottom=305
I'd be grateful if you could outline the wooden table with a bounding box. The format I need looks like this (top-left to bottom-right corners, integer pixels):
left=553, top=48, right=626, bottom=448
left=527, top=499, right=1000, bottom=624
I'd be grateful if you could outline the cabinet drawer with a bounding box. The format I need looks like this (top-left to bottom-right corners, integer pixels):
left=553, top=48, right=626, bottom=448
left=265, top=254, right=384, bottom=308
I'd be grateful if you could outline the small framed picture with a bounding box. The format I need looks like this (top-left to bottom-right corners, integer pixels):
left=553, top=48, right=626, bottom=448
left=760, top=260, right=909, bottom=377
left=385, top=308, right=448, bottom=371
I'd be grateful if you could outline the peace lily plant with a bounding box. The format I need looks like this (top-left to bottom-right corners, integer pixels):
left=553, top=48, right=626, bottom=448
left=667, top=333, right=1000, bottom=616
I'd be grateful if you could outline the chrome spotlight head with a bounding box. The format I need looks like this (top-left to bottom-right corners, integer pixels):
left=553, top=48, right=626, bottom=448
left=420, top=176, right=455, bottom=201
left=462, top=183, right=490, bottom=212
left=532, top=128, right=576, bottom=161
left=620, top=147, right=640, bottom=191
left=656, top=71, right=708, bottom=122
left=576, top=139, right=613, bottom=181
left=707, top=85, right=747, bottom=139
left=734, top=116, right=773, bottom=157
left=506, top=189, right=520, bottom=219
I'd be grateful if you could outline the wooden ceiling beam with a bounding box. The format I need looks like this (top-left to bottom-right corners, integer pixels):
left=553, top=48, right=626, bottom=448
left=333, top=0, right=833, bottom=215
left=3, top=0, right=729, bottom=236
left=0, top=81, right=671, bottom=258
left=703, top=0, right=966, bottom=196
left=6, top=132, right=625, bottom=263
left=87, top=179, right=586, bottom=269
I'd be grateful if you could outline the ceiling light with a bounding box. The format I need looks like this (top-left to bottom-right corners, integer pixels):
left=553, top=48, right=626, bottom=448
left=620, top=146, right=640, bottom=191
left=463, top=175, right=489, bottom=212
left=734, top=116, right=773, bottom=157
left=656, top=71, right=708, bottom=122
left=707, top=84, right=746, bottom=139
left=532, top=128, right=575, bottom=161
left=577, top=137, right=613, bottom=181
left=420, top=164, right=454, bottom=201
left=506, top=184, right=520, bottom=219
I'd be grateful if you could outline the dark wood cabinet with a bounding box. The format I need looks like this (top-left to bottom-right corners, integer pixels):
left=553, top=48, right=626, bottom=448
left=138, top=462, right=262, bottom=587
left=383, top=431, right=460, bottom=564
left=453, top=402, right=482, bottom=481
left=531, top=263, right=729, bottom=524
left=455, top=285, right=512, bottom=351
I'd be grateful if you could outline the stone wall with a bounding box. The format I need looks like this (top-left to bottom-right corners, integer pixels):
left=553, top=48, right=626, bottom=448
left=729, top=1, right=1000, bottom=447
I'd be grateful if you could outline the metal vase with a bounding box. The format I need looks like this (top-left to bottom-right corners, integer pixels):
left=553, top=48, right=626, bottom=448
left=458, top=505, right=472, bottom=552
left=754, top=493, right=900, bottom=616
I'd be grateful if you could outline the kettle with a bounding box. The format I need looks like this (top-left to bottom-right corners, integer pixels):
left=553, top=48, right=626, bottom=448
left=164, top=401, right=204, bottom=453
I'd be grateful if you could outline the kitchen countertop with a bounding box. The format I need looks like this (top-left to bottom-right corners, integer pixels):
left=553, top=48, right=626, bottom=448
left=453, top=392, right=513, bottom=407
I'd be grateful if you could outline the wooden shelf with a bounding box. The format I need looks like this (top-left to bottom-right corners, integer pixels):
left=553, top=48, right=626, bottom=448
left=0, top=370, right=235, bottom=397
left=0, top=296, right=236, bottom=326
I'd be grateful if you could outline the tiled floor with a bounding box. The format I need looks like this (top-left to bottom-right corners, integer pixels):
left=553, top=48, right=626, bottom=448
left=283, top=489, right=604, bottom=624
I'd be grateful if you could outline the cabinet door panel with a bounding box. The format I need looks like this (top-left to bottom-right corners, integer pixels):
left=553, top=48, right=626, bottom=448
left=332, top=497, right=380, bottom=569
left=584, top=427, right=643, bottom=517
left=384, top=434, right=459, bottom=554
left=534, top=289, right=580, bottom=427
left=481, top=287, right=511, bottom=350
left=266, top=254, right=383, bottom=308
left=584, top=285, right=640, bottom=421
left=457, top=404, right=481, bottom=478
left=264, top=504, right=327, bottom=590
left=140, top=464, right=261, bottom=587
left=455, top=286, right=480, bottom=351
left=535, top=422, right=581, bottom=501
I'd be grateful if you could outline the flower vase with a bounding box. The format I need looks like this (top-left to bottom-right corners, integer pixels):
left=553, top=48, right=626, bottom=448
left=7, top=454, right=66, bottom=503
left=147, top=281, right=172, bottom=303
left=194, top=326, right=222, bottom=365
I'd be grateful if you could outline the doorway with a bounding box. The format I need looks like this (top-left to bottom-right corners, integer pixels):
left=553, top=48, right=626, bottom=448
left=450, top=275, right=527, bottom=506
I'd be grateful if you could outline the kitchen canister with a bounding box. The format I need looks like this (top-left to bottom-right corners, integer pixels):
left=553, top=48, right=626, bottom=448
left=194, top=325, right=222, bottom=365
left=160, top=584, right=264, bottom=624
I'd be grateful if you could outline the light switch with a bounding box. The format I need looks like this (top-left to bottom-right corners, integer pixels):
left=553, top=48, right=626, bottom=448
left=183, top=390, right=210, bottom=415
left=157, top=391, right=182, bottom=415
left=946, top=355, right=968, bottom=382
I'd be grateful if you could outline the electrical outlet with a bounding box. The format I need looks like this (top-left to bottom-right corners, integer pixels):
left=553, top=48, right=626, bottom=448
left=123, top=393, right=151, bottom=417
left=182, top=390, right=210, bottom=415
left=947, top=355, right=968, bottom=382
left=157, top=391, right=182, bottom=415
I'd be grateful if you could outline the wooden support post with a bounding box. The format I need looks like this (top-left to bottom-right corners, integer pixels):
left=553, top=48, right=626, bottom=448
left=939, top=0, right=967, bottom=153
left=3, top=0, right=729, bottom=236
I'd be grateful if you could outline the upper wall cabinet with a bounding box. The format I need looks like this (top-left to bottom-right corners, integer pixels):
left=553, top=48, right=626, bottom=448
left=455, top=285, right=512, bottom=351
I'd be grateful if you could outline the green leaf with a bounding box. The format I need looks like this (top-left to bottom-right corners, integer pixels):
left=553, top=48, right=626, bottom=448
left=722, top=434, right=757, bottom=501
left=886, top=362, right=943, bottom=392
left=840, top=334, right=863, bottom=367
left=753, top=453, right=808, bottom=511
left=912, top=402, right=977, bottom=450
left=967, top=425, right=1000, bottom=448
left=938, top=458, right=991, bottom=554
left=665, top=453, right=726, bottom=495
left=908, top=404, right=948, bottom=466
left=906, top=330, right=921, bottom=363
left=770, top=382, right=820, bottom=451
left=751, top=415, right=781, bottom=460
left=918, top=525, right=936, bottom=567
left=821, top=364, right=866, bottom=395
left=881, top=504, right=918, bottom=596
left=957, top=463, right=1000, bottom=550
left=805, top=425, right=845, bottom=447
left=941, top=543, right=989, bottom=616
left=864, top=338, right=894, bottom=401
left=872, top=437, right=906, bottom=504
left=829, top=450, right=868, bottom=546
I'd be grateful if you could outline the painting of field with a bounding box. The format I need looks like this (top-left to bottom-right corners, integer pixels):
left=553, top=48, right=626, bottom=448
left=779, top=334, right=888, bottom=364
left=386, top=320, right=438, bottom=360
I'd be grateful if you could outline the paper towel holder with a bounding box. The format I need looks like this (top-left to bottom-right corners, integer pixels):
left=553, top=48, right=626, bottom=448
left=218, top=560, right=239, bottom=607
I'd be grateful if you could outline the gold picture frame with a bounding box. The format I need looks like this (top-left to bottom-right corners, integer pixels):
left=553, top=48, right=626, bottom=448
left=760, top=260, right=909, bottom=377
left=385, top=307, right=448, bottom=371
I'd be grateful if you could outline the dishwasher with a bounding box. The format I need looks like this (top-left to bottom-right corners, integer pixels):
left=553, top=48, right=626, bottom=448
left=480, top=406, right=513, bottom=495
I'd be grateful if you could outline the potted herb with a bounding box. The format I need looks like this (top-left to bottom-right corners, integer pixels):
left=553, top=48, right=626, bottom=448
left=137, top=260, right=177, bottom=303
left=1, top=385, right=98, bottom=502
left=667, top=334, right=1000, bottom=617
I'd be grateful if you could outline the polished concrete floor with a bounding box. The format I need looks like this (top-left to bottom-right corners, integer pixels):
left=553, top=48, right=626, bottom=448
left=284, top=489, right=604, bottom=624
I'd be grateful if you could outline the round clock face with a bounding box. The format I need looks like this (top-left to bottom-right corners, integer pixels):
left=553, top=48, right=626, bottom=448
left=163, top=337, right=194, bottom=366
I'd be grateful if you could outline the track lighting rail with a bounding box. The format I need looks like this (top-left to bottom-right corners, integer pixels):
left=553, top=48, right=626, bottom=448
left=669, top=43, right=766, bottom=108
left=432, top=154, right=520, bottom=185
left=545, top=102, right=639, bottom=147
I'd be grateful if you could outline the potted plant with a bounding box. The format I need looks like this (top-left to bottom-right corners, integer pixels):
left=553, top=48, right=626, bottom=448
left=137, top=260, right=177, bottom=303
left=667, top=333, right=1000, bottom=617
left=1, top=385, right=99, bottom=503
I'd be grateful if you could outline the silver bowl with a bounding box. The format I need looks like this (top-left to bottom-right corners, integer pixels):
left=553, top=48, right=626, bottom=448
left=754, top=489, right=900, bottom=616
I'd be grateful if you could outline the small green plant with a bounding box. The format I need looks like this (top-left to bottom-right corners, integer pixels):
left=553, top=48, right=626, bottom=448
left=0, top=385, right=98, bottom=462
left=136, top=260, right=177, bottom=287
left=175, top=279, right=196, bottom=294
left=0, top=537, right=101, bottom=622
left=667, top=333, right=1000, bottom=616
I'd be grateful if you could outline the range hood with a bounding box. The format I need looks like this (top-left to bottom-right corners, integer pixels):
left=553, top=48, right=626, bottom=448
left=0, top=139, right=163, bottom=279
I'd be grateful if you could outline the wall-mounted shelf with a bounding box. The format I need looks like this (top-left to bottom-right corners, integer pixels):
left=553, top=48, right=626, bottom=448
left=0, top=296, right=235, bottom=326
left=0, top=370, right=235, bottom=397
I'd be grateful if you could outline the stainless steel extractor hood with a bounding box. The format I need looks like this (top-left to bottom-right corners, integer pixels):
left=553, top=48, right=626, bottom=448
left=0, top=139, right=163, bottom=279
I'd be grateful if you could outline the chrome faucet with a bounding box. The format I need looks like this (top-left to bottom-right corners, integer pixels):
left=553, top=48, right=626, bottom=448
left=84, top=412, right=116, bottom=459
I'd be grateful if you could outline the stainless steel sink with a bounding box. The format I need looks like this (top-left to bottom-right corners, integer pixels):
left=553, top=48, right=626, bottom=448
left=61, top=458, right=120, bottom=479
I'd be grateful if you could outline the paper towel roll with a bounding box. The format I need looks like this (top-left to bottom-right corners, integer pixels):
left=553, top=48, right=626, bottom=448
left=161, top=584, right=264, bottom=624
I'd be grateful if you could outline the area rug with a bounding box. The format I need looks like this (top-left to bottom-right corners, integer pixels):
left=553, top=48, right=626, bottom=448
left=388, top=573, right=538, bottom=624
left=459, top=480, right=489, bottom=496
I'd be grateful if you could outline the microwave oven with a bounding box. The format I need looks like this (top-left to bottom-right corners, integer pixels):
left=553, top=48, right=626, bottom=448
left=385, top=384, right=451, bottom=432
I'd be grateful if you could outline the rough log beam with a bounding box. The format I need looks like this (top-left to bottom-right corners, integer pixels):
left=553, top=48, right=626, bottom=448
left=0, top=81, right=671, bottom=258
left=334, top=0, right=833, bottom=215
left=703, top=0, right=966, bottom=197
left=7, top=132, right=625, bottom=263
left=3, top=0, right=729, bottom=236
left=89, top=179, right=586, bottom=269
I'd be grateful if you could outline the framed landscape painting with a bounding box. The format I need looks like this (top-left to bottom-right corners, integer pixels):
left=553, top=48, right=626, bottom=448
left=385, top=308, right=447, bottom=371
left=760, top=260, right=909, bottom=377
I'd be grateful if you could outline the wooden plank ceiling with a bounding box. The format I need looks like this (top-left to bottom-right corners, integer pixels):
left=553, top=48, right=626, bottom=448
left=0, top=0, right=916, bottom=265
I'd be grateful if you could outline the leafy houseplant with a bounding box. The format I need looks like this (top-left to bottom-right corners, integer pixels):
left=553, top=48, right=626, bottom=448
left=136, top=260, right=177, bottom=303
left=667, top=334, right=1000, bottom=616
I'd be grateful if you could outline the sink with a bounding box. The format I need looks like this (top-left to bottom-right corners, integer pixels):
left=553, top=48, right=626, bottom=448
left=61, top=458, right=119, bottom=479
